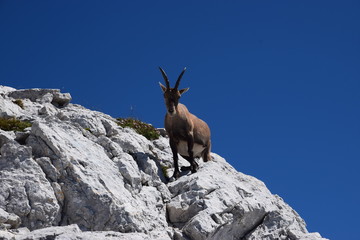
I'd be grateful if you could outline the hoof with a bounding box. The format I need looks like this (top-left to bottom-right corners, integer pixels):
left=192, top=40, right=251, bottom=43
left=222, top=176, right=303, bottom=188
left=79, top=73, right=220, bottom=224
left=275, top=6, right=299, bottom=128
left=180, top=164, right=198, bottom=174
left=180, top=166, right=191, bottom=172
left=191, top=161, right=199, bottom=173
left=172, top=171, right=180, bottom=180
left=203, top=154, right=213, bottom=162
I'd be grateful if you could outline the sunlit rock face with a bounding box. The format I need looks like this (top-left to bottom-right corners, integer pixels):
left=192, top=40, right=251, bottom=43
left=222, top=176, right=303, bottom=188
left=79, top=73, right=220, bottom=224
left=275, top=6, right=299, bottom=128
left=0, top=86, right=327, bottom=240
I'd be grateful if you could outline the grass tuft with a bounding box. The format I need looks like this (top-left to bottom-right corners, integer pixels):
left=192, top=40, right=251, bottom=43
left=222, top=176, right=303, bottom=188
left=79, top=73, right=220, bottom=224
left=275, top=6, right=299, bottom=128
left=160, top=165, right=170, bottom=179
left=13, top=99, right=25, bottom=109
left=116, top=118, right=160, bottom=140
left=0, top=117, right=32, bottom=132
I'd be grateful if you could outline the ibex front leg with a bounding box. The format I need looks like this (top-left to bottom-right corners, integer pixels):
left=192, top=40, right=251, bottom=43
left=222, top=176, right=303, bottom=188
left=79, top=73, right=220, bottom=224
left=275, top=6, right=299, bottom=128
left=170, top=139, right=180, bottom=179
left=186, top=134, right=199, bottom=173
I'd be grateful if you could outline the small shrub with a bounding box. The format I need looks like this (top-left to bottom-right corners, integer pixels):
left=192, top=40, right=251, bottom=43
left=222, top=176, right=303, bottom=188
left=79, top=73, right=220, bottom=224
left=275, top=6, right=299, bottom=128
left=13, top=99, right=24, bottom=109
left=0, top=117, right=32, bottom=132
left=116, top=118, right=160, bottom=140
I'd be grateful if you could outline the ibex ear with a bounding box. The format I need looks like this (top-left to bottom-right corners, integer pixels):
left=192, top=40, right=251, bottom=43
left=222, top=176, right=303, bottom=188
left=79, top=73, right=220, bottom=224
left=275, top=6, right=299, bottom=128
left=159, top=82, right=167, bottom=93
left=179, top=88, right=189, bottom=95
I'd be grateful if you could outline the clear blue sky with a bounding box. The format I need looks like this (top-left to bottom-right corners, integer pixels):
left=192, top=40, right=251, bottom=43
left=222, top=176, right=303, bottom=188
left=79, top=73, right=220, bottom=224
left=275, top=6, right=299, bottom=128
left=1, top=1, right=359, bottom=239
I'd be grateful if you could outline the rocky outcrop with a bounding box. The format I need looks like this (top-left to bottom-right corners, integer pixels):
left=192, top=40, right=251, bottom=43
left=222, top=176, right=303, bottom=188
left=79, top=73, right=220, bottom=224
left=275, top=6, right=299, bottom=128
left=0, top=86, right=327, bottom=240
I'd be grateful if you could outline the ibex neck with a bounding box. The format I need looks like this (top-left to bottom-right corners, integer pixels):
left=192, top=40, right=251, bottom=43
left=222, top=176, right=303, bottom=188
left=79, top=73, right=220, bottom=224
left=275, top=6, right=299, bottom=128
left=167, top=103, right=189, bottom=117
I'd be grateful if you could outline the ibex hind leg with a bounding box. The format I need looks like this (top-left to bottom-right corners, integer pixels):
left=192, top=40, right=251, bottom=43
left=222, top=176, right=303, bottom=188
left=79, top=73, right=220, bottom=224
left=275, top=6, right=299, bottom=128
left=202, top=143, right=212, bottom=162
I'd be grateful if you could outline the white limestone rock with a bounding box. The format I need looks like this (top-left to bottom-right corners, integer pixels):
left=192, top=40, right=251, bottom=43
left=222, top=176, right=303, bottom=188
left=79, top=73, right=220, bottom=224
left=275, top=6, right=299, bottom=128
left=0, top=224, right=171, bottom=240
left=52, top=92, right=72, bottom=107
left=39, top=103, right=59, bottom=116
left=0, top=208, right=21, bottom=230
left=7, top=224, right=81, bottom=240
left=26, top=118, right=168, bottom=233
left=0, top=97, right=24, bottom=118
left=0, top=130, right=15, bottom=148
left=0, top=86, right=16, bottom=94
left=0, top=142, right=61, bottom=230
left=167, top=155, right=327, bottom=240
left=0, top=86, right=327, bottom=240
left=8, top=88, right=59, bottom=102
left=114, top=153, right=142, bottom=191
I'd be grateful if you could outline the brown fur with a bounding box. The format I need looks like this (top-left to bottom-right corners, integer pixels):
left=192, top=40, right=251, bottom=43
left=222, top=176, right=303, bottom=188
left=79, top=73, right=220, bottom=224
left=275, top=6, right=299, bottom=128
left=159, top=67, right=211, bottom=179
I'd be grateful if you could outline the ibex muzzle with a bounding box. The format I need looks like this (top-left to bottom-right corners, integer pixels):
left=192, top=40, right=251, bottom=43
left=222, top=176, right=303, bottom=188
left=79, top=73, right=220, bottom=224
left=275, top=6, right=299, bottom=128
left=159, top=67, right=211, bottom=179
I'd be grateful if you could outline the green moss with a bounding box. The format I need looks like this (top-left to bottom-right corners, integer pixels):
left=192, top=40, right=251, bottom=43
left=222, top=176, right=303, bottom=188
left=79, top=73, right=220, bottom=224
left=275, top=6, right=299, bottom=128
left=0, top=117, right=32, bottom=132
left=13, top=99, right=24, bottom=109
left=116, top=118, right=160, bottom=140
left=160, top=165, right=170, bottom=179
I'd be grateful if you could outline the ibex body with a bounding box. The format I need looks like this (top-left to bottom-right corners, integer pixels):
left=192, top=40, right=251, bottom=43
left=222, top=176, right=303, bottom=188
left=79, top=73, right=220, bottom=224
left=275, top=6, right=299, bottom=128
left=159, top=67, right=211, bottom=179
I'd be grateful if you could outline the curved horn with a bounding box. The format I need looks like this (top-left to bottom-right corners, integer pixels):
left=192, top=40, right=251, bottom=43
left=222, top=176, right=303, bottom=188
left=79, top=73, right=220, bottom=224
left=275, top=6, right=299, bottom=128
left=159, top=67, right=170, bottom=88
left=174, top=67, right=186, bottom=89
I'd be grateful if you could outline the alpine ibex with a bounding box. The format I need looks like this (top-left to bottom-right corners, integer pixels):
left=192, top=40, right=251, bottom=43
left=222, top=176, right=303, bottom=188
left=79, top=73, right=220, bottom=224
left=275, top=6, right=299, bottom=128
left=159, top=67, right=211, bottom=179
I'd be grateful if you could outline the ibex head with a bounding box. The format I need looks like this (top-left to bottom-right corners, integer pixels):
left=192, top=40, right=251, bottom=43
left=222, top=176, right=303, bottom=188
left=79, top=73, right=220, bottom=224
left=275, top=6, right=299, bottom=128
left=159, top=67, right=189, bottom=116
